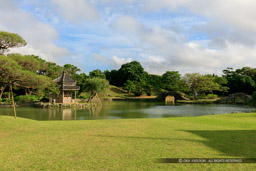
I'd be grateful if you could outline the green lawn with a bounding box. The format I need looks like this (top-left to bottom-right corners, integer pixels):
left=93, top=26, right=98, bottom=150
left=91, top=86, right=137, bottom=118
left=1, top=113, right=256, bottom=170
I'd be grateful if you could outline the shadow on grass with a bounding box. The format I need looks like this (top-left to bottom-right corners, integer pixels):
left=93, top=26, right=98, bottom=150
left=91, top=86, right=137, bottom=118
left=94, top=130, right=256, bottom=158
left=184, top=130, right=256, bottom=158
left=91, top=135, right=200, bottom=142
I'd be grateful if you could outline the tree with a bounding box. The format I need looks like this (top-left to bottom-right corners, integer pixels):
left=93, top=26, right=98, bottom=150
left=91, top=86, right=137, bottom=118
left=89, top=69, right=105, bottom=79
left=223, top=67, right=256, bottom=94
left=123, top=80, right=136, bottom=93
left=213, top=75, right=229, bottom=95
left=197, top=75, right=222, bottom=95
left=63, top=64, right=81, bottom=79
left=0, top=55, right=23, bottom=98
left=147, top=74, right=162, bottom=91
left=20, top=71, right=55, bottom=97
left=0, top=55, right=55, bottom=99
left=75, top=73, right=88, bottom=92
left=183, top=73, right=226, bottom=96
left=183, top=73, right=201, bottom=93
left=0, top=55, right=25, bottom=118
left=105, top=69, right=122, bottom=86
left=45, top=62, right=63, bottom=79
left=8, top=54, right=43, bottom=73
left=0, top=31, right=26, bottom=54
left=84, top=78, right=109, bottom=95
left=84, top=78, right=109, bottom=103
left=161, top=71, right=182, bottom=92
left=118, top=61, right=147, bottom=86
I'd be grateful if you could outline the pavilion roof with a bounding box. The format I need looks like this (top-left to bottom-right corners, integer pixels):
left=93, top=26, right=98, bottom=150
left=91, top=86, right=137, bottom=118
left=53, top=72, right=76, bottom=84
left=53, top=72, right=80, bottom=90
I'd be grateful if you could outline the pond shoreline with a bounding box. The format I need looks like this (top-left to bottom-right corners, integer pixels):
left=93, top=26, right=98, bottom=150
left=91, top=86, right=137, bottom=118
left=0, top=102, right=35, bottom=108
left=0, top=101, right=254, bottom=121
left=0, top=97, right=252, bottom=108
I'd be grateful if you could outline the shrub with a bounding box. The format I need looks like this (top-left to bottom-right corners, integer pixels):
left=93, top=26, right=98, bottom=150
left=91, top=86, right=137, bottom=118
left=14, top=95, right=40, bottom=103
left=207, top=94, right=218, bottom=99
left=197, top=95, right=207, bottom=99
left=3, top=98, right=12, bottom=103
left=79, top=93, right=91, bottom=99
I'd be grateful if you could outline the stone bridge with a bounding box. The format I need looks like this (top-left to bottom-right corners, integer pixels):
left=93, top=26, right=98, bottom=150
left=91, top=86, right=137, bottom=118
left=221, top=93, right=252, bottom=104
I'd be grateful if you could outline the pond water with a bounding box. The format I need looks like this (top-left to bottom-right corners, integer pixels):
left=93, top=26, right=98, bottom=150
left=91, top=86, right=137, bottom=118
left=0, top=101, right=254, bottom=120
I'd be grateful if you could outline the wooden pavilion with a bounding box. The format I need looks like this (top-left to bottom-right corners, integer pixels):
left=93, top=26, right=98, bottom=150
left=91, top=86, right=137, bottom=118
left=49, top=72, right=80, bottom=103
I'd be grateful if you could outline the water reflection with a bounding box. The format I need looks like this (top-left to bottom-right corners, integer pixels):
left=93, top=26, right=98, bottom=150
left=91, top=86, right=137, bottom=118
left=88, top=105, right=102, bottom=119
left=62, top=109, right=75, bottom=120
left=0, top=101, right=255, bottom=121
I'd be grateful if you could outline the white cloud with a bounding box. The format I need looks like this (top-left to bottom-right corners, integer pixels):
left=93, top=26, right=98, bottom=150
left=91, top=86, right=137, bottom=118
left=2, top=0, right=256, bottom=75
left=93, top=53, right=107, bottom=62
left=111, top=56, right=133, bottom=68
left=146, top=56, right=166, bottom=64
left=52, top=0, right=100, bottom=23
left=113, top=16, right=142, bottom=33
left=100, top=0, right=136, bottom=3
left=0, top=0, right=69, bottom=63
left=145, top=0, right=256, bottom=45
left=109, top=0, right=256, bottom=75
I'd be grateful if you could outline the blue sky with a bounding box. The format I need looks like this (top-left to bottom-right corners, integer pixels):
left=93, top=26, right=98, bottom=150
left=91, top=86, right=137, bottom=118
left=1, top=0, right=256, bottom=75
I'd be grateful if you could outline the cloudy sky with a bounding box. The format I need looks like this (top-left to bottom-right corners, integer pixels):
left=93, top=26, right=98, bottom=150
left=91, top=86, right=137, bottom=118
left=1, top=0, right=256, bottom=75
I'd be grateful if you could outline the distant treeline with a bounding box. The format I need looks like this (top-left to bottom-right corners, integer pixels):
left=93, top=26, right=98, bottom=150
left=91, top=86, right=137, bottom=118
left=1, top=31, right=256, bottom=102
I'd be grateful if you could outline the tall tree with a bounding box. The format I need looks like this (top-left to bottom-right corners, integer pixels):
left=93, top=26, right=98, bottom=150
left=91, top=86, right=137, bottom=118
left=183, top=73, right=226, bottom=95
left=0, top=55, right=55, bottom=98
left=84, top=78, right=109, bottom=95
left=8, top=54, right=43, bottom=73
left=118, top=61, right=147, bottom=86
left=89, top=69, right=105, bottom=79
left=0, top=31, right=26, bottom=54
left=0, top=55, right=23, bottom=98
left=45, top=62, right=63, bottom=79
left=84, top=78, right=109, bottom=103
left=161, top=71, right=182, bottom=92
left=105, top=70, right=121, bottom=86
left=223, top=67, right=256, bottom=94
left=63, top=64, right=81, bottom=79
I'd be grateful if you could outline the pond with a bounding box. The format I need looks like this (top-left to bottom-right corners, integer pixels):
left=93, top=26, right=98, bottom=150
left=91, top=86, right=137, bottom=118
left=0, top=101, right=254, bottom=120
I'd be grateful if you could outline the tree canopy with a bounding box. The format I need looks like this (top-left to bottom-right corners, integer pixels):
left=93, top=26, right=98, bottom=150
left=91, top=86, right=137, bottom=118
left=84, top=78, right=109, bottom=94
left=2, top=30, right=256, bottom=102
left=118, top=61, right=147, bottom=85
left=0, top=31, right=27, bottom=54
left=161, top=71, right=182, bottom=92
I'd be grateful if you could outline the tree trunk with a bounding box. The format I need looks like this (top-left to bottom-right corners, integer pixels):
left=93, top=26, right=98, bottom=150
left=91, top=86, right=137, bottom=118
left=0, top=85, right=6, bottom=99
left=88, top=91, right=102, bottom=105
left=25, top=88, right=33, bottom=95
left=10, top=84, right=16, bottom=119
left=27, top=88, right=33, bottom=95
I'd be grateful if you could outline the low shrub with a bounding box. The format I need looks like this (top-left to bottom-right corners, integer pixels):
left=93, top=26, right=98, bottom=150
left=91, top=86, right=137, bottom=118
left=14, top=95, right=40, bottom=103
left=206, top=94, right=218, bottom=99
left=2, top=98, right=12, bottom=103
left=79, top=93, right=91, bottom=99
left=197, top=95, right=207, bottom=99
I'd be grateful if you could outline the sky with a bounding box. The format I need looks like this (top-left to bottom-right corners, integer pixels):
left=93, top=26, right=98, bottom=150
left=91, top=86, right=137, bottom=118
left=1, top=0, right=256, bottom=75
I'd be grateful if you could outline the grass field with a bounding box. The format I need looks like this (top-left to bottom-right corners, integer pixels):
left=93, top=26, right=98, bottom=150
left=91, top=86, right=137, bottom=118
left=1, top=113, right=256, bottom=170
